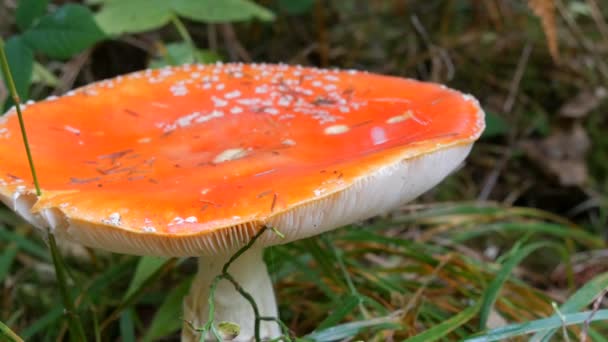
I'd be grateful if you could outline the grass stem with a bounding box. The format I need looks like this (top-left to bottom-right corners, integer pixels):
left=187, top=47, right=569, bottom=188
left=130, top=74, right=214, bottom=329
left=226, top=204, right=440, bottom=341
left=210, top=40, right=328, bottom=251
left=0, top=37, right=41, bottom=196
left=1, top=36, right=86, bottom=341
left=0, top=320, right=24, bottom=342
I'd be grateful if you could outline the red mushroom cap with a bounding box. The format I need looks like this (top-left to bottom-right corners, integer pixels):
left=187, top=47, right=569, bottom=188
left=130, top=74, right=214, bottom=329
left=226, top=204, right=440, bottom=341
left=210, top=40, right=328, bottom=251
left=0, top=63, right=484, bottom=256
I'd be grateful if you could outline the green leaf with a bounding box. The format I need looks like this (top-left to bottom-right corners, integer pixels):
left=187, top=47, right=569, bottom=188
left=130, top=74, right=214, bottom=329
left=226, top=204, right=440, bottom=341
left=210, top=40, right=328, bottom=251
left=466, top=309, right=608, bottom=342
left=1, top=36, right=34, bottom=103
left=482, top=112, right=509, bottom=138
left=95, top=0, right=273, bottom=36
left=479, top=242, right=556, bottom=329
left=95, top=0, right=172, bottom=35
left=173, top=0, right=275, bottom=23
left=124, top=256, right=168, bottom=300
left=531, top=271, right=608, bottom=341
left=405, top=303, right=480, bottom=342
left=278, top=0, right=315, bottom=15
left=16, top=0, right=48, bottom=31
left=143, top=277, right=193, bottom=342
left=23, top=4, right=105, bottom=59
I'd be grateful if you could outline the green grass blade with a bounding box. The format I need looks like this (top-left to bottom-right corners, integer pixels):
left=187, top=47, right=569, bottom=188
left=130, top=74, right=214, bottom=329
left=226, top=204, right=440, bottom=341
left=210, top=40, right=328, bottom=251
left=316, top=295, right=361, bottom=331
left=119, top=308, right=136, bottom=342
left=466, top=309, right=608, bottom=341
left=302, top=238, right=343, bottom=286
left=0, top=320, right=24, bottom=342
left=0, top=244, right=18, bottom=283
left=124, top=256, right=169, bottom=299
left=530, top=271, right=608, bottom=341
left=0, top=36, right=41, bottom=195
left=451, top=222, right=602, bottom=248
left=143, top=276, right=193, bottom=342
left=404, top=302, right=480, bottom=342
left=305, top=313, right=401, bottom=341
left=100, top=257, right=177, bottom=332
left=0, top=226, right=49, bottom=261
left=20, top=306, right=63, bottom=339
left=47, top=233, right=87, bottom=341
left=479, top=241, right=557, bottom=329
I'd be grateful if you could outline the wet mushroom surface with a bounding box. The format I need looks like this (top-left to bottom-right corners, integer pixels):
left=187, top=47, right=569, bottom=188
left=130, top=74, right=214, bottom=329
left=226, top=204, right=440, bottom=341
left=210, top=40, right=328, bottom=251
left=0, top=63, right=483, bottom=255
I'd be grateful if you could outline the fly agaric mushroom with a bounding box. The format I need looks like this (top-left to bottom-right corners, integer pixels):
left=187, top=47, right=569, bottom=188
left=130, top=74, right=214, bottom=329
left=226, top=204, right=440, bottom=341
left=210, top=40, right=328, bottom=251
left=0, top=63, right=484, bottom=341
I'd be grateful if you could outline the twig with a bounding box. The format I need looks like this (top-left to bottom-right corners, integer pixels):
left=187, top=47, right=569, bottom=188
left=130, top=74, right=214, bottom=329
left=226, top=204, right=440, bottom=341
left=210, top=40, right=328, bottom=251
left=207, top=24, right=218, bottom=52
left=580, top=288, right=608, bottom=342
left=477, top=149, right=511, bottom=202
left=411, top=14, right=455, bottom=81
left=556, top=0, right=608, bottom=82
left=503, top=42, right=533, bottom=113
left=315, top=0, right=329, bottom=67
left=52, top=49, right=92, bottom=96
left=552, top=302, right=571, bottom=342
left=585, top=0, right=608, bottom=49
left=220, top=24, right=251, bottom=62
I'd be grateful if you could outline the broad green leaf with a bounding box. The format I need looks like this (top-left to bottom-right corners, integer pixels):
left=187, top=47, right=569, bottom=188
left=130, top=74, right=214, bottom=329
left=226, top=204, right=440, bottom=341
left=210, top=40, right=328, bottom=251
left=23, top=4, right=105, bottom=59
left=95, top=0, right=172, bottom=35
left=279, top=0, right=315, bottom=14
left=96, top=0, right=273, bottom=36
left=143, top=277, right=193, bottom=342
left=479, top=242, right=556, bottom=329
left=465, top=309, right=608, bottom=342
left=124, top=256, right=168, bottom=300
left=16, top=0, right=48, bottom=31
left=1, top=36, right=34, bottom=104
left=531, top=271, right=608, bottom=341
left=482, top=112, right=509, bottom=138
left=172, top=0, right=275, bottom=23
left=405, top=303, right=480, bottom=342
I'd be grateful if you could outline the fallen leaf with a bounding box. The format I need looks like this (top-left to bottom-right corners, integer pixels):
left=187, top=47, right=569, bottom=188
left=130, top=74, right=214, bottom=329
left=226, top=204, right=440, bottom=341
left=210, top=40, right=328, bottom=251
left=559, top=87, right=607, bottom=118
left=521, top=123, right=590, bottom=186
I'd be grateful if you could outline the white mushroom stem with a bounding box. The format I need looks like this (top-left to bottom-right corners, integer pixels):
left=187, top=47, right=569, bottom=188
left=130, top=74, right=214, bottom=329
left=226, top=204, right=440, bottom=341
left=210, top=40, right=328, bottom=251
left=182, top=247, right=281, bottom=341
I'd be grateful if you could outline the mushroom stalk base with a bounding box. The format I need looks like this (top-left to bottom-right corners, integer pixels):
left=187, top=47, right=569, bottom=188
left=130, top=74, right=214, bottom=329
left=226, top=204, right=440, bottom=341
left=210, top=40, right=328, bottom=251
left=182, top=248, right=280, bottom=341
